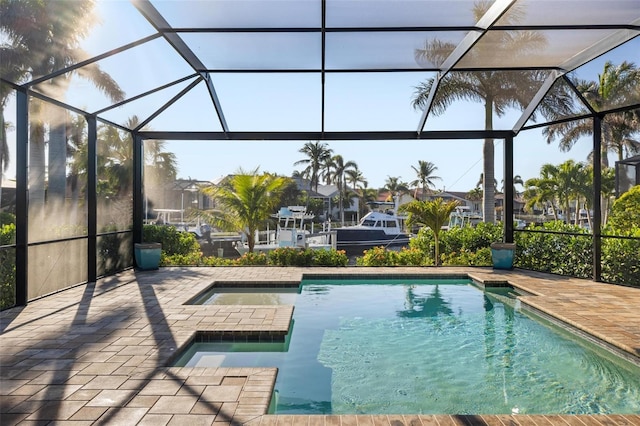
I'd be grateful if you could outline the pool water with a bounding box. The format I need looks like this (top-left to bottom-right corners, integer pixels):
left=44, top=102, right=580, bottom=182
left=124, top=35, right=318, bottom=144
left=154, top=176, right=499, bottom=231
left=176, top=278, right=640, bottom=415
left=189, top=286, right=298, bottom=305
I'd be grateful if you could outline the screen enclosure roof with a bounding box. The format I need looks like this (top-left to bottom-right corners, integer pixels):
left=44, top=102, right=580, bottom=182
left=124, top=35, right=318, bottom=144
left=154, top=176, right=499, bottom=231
left=2, top=0, right=640, bottom=141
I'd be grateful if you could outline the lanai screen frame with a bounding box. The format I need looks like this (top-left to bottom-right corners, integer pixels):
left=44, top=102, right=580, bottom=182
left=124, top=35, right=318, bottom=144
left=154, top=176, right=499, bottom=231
left=3, top=0, right=640, bottom=306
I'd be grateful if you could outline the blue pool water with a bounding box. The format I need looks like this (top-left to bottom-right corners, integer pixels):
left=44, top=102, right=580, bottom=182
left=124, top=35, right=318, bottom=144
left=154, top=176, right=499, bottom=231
left=174, top=278, right=640, bottom=415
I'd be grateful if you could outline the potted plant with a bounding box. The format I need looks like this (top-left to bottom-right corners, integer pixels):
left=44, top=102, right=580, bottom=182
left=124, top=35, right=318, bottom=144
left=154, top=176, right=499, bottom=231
left=490, top=242, right=516, bottom=270
left=134, top=242, right=162, bottom=270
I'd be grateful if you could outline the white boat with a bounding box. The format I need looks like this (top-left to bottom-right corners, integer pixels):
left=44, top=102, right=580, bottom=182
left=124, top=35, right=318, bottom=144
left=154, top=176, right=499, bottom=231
left=334, top=200, right=411, bottom=255
left=443, top=206, right=483, bottom=230
left=235, top=206, right=336, bottom=255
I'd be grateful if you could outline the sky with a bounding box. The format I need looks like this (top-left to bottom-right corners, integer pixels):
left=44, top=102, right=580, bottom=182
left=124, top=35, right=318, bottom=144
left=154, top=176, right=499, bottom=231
left=1, top=1, right=637, bottom=194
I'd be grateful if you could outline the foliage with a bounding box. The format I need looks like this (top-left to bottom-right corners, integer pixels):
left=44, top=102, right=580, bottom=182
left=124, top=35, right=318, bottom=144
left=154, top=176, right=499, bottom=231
left=0, top=212, right=16, bottom=226
left=200, top=168, right=290, bottom=252
left=143, top=224, right=200, bottom=256
left=160, top=247, right=348, bottom=267
left=234, top=252, right=269, bottom=265
left=608, top=185, right=640, bottom=232
left=601, top=229, right=640, bottom=286
left=0, top=223, right=16, bottom=310
left=409, top=222, right=502, bottom=266
left=441, top=247, right=493, bottom=266
left=356, top=246, right=432, bottom=266
left=439, top=222, right=503, bottom=256
left=400, top=198, right=459, bottom=265
left=267, top=247, right=348, bottom=266
left=98, top=225, right=132, bottom=276
left=513, top=221, right=592, bottom=278
left=308, top=249, right=349, bottom=266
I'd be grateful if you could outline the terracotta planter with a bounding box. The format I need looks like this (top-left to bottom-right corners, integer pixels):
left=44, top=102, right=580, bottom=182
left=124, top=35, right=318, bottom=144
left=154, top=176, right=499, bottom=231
left=134, top=243, right=162, bottom=270
left=490, top=242, right=516, bottom=270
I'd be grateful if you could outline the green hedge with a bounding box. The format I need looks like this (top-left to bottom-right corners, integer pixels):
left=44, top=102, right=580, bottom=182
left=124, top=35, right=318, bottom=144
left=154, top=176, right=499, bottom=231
left=1, top=224, right=16, bottom=310
left=143, top=224, right=200, bottom=256
left=360, top=221, right=638, bottom=287
left=161, top=247, right=349, bottom=267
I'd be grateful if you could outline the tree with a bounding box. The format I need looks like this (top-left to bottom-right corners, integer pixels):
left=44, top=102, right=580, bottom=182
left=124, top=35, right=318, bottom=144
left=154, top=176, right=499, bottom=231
left=144, top=138, right=178, bottom=212
left=201, top=168, right=289, bottom=253
left=608, top=185, right=640, bottom=233
left=0, top=0, right=124, bottom=208
left=543, top=61, right=640, bottom=166
left=523, top=160, right=585, bottom=223
left=328, top=155, right=358, bottom=225
left=412, top=0, right=571, bottom=223
left=410, top=160, right=440, bottom=200
left=345, top=166, right=368, bottom=222
left=383, top=176, right=409, bottom=201
left=293, top=141, right=333, bottom=193
left=400, top=198, right=459, bottom=266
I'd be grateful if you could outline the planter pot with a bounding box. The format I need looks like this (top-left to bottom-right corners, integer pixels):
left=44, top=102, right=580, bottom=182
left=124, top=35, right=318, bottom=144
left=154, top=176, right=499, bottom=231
left=134, top=242, right=162, bottom=270
left=490, top=242, right=516, bottom=270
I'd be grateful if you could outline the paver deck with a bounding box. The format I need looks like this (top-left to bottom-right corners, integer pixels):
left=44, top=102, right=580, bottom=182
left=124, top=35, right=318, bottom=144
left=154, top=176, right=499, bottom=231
left=1, top=266, right=639, bottom=425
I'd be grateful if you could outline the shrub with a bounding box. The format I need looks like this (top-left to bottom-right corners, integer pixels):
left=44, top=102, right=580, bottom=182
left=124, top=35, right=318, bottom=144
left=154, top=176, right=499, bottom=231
left=0, top=212, right=16, bottom=226
left=356, top=246, right=401, bottom=266
left=235, top=252, right=269, bottom=265
left=601, top=228, right=640, bottom=286
left=310, top=249, right=348, bottom=266
left=143, top=224, right=200, bottom=256
left=514, top=221, right=592, bottom=278
left=0, top=224, right=17, bottom=310
left=441, top=247, right=492, bottom=266
left=268, top=247, right=314, bottom=266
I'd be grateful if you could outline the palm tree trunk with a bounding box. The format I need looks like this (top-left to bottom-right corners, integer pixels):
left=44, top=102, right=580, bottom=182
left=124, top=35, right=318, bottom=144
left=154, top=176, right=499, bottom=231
left=483, top=100, right=496, bottom=224
left=48, top=106, right=67, bottom=203
left=0, top=111, right=6, bottom=210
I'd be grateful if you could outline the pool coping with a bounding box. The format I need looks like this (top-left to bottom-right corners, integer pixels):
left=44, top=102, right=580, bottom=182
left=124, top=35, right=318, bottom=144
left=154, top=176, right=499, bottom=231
left=2, top=266, right=640, bottom=425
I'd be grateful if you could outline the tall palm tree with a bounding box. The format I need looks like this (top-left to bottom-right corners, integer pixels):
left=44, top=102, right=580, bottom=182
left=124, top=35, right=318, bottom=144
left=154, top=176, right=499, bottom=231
left=293, top=141, right=333, bottom=193
left=1, top=0, right=124, bottom=207
left=400, top=198, right=459, bottom=266
left=201, top=168, right=289, bottom=253
left=412, top=0, right=571, bottom=224
left=345, top=166, right=368, bottom=222
left=383, top=176, right=409, bottom=202
left=410, top=160, right=440, bottom=200
left=327, top=154, right=357, bottom=225
left=500, top=174, right=524, bottom=195
left=523, top=160, right=584, bottom=223
left=0, top=114, right=9, bottom=209
left=544, top=61, right=640, bottom=166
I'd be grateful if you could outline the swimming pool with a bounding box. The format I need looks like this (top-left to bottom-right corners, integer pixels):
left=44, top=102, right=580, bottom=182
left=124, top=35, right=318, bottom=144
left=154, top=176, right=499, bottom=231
left=174, top=277, right=640, bottom=415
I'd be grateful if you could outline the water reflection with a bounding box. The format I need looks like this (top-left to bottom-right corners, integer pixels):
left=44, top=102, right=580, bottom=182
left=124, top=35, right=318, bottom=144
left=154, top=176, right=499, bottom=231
left=397, top=284, right=454, bottom=318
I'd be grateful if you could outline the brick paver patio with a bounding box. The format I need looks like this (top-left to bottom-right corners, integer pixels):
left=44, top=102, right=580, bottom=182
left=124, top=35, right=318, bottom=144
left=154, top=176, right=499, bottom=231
left=1, top=266, right=639, bottom=425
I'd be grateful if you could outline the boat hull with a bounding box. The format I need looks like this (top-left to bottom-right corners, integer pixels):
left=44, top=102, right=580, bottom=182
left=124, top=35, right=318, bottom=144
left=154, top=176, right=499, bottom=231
left=335, top=228, right=411, bottom=255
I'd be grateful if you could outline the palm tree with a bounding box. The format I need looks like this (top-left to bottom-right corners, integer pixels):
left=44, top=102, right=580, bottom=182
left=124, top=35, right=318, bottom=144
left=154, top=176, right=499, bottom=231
left=326, top=155, right=358, bottom=225
left=543, top=61, right=640, bottom=166
left=144, top=138, right=178, bottom=212
left=344, top=166, right=367, bottom=221
left=466, top=187, right=483, bottom=213
left=383, top=176, right=410, bottom=201
left=201, top=168, right=289, bottom=253
left=523, top=160, right=585, bottom=223
left=400, top=198, right=459, bottom=266
left=1, top=0, right=124, bottom=207
left=410, top=160, right=441, bottom=200
left=501, top=174, right=524, bottom=195
left=294, top=141, right=333, bottom=193
left=523, top=174, right=558, bottom=219
left=0, top=114, right=9, bottom=209
left=412, top=0, right=571, bottom=224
